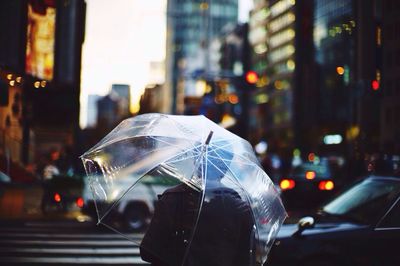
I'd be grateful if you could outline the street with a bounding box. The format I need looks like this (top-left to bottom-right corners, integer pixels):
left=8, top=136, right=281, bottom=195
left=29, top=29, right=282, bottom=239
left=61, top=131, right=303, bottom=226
left=0, top=219, right=149, bottom=265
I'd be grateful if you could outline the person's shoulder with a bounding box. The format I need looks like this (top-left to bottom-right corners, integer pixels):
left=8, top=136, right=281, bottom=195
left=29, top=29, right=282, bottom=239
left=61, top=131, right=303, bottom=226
left=163, top=183, right=188, bottom=193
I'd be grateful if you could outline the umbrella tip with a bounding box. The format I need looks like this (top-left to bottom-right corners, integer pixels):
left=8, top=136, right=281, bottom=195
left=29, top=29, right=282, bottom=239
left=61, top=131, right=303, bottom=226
left=205, top=131, right=214, bottom=145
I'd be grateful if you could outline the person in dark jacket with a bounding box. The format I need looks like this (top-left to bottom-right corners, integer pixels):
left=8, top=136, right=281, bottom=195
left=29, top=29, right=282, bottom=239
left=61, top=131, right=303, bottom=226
left=140, top=146, right=255, bottom=266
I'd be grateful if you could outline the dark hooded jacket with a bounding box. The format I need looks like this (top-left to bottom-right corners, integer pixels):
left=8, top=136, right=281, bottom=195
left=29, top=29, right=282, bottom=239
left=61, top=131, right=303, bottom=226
left=140, top=152, right=254, bottom=266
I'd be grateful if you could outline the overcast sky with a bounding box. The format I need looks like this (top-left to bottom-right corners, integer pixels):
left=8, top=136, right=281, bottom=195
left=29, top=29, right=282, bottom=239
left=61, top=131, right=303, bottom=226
left=80, top=0, right=252, bottom=128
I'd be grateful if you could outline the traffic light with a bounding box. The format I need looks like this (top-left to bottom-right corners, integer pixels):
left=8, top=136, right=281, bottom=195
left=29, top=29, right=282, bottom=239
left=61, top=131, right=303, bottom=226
left=245, top=70, right=258, bottom=85
left=371, top=80, right=380, bottom=91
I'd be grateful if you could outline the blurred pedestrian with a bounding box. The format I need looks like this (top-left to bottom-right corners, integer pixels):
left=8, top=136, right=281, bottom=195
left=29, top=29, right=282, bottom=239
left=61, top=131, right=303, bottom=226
left=40, top=148, right=61, bottom=214
left=140, top=146, right=255, bottom=266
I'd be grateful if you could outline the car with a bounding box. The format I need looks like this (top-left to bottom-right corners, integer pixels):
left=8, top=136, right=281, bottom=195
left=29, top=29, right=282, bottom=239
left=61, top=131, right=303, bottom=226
left=41, top=175, right=84, bottom=214
left=267, top=175, right=400, bottom=266
left=278, top=160, right=341, bottom=209
left=81, top=173, right=180, bottom=232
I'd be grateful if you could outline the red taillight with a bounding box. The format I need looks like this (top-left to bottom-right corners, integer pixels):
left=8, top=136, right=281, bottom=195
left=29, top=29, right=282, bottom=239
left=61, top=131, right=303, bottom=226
left=280, top=179, right=295, bottom=190
left=305, top=171, right=316, bottom=180
left=318, top=180, right=334, bottom=191
left=76, top=197, right=84, bottom=208
left=54, top=193, right=61, bottom=203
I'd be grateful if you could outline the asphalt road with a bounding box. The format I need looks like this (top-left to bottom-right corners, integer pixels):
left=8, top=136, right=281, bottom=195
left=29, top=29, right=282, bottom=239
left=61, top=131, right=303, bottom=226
left=0, top=219, right=149, bottom=265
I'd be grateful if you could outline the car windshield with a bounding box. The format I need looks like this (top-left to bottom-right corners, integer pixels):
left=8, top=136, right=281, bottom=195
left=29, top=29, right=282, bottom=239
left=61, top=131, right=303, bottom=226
left=322, top=178, right=400, bottom=224
left=292, top=163, right=331, bottom=178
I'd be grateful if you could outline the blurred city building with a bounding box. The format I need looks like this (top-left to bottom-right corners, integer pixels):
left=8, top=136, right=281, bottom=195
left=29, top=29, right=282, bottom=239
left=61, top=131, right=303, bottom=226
left=86, top=94, right=101, bottom=128
left=96, top=94, right=119, bottom=130
left=0, top=0, right=86, bottom=177
left=139, top=84, right=164, bottom=114
left=380, top=0, right=400, bottom=153
left=312, top=0, right=358, bottom=157
left=244, top=0, right=399, bottom=159
left=96, top=84, right=132, bottom=131
left=111, top=84, right=131, bottom=119
left=165, top=0, right=239, bottom=114
left=147, top=61, right=168, bottom=113
left=248, top=0, right=313, bottom=152
left=213, top=23, right=252, bottom=138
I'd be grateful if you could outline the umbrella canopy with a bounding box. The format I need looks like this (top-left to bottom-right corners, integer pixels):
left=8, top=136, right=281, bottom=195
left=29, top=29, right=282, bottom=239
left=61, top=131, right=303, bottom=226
left=81, top=113, right=287, bottom=265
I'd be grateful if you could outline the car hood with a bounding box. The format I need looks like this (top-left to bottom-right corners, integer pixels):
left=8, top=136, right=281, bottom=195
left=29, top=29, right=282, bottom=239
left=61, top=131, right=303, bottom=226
left=276, top=221, right=369, bottom=239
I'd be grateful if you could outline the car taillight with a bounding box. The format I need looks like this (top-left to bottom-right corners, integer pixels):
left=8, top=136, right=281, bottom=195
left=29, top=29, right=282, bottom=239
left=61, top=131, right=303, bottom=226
left=305, top=171, right=316, bottom=180
left=318, top=180, right=334, bottom=191
left=280, top=179, right=295, bottom=190
left=54, top=193, right=61, bottom=203
left=76, top=197, right=84, bottom=208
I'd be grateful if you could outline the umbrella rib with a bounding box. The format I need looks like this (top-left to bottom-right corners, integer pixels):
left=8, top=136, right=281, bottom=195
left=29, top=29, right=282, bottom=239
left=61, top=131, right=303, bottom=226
left=99, top=222, right=142, bottom=245
left=82, top=125, right=148, bottom=155
left=168, top=115, right=204, bottom=141
left=209, top=141, right=262, bottom=168
left=98, top=143, right=205, bottom=223
left=182, top=140, right=208, bottom=265
left=207, top=152, right=262, bottom=245
left=148, top=135, right=199, bottom=152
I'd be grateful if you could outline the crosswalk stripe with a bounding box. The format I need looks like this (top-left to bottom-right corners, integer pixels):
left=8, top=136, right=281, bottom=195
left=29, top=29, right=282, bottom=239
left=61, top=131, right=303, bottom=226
left=0, top=232, right=144, bottom=240
left=0, top=239, right=139, bottom=246
left=0, top=247, right=140, bottom=255
left=1, top=256, right=149, bottom=264
left=0, top=220, right=152, bottom=265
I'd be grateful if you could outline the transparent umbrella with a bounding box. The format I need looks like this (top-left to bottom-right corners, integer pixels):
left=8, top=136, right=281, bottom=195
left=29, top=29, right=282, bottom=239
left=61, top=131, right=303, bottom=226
left=81, top=113, right=287, bottom=265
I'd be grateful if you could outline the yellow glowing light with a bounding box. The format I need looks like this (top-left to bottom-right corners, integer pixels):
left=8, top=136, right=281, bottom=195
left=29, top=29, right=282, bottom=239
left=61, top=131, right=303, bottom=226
left=195, top=80, right=207, bottom=95
left=16, top=77, right=22, bottom=83
left=40, top=80, right=47, bottom=87
left=336, top=66, right=345, bottom=75
left=7, top=74, right=13, bottom=80
left=319, top=180, right=334, bottom=191
left=325, top=181, right=334, bottom=190
left=200, top=2, right=209, bottom=10
left=34, top=81, right=40, bottom=88
left=274, top=80, right=283, bottom=90
left=280, top=179, right=295, bottom=190
left=376, top=27, right=381, bottom=46
left=205, top=84, right=212, bottom=93
left=9, top=80, right=15, bottom=86
left=287, top=59, right=295, bottom=70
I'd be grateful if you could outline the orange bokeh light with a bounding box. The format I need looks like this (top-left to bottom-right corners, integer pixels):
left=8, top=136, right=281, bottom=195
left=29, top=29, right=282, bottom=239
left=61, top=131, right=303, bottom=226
left=336, top=66, right=345, bottom=75
left=305, top=171, right=316, bottom=180
left=245, top=71, right=259, bottom=84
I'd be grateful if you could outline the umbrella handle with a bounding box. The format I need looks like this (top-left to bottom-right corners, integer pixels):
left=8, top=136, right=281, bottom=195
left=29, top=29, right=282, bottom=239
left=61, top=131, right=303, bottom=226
left=205, top=131, right=214, bottom=146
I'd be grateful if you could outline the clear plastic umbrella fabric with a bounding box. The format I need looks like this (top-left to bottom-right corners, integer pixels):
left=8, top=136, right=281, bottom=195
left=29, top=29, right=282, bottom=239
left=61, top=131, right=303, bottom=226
left=81, top=113, right=287, bottom=266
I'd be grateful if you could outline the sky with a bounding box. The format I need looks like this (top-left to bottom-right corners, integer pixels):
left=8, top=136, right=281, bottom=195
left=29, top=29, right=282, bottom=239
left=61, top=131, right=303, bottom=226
left=80, top=0, right=252, bottom=128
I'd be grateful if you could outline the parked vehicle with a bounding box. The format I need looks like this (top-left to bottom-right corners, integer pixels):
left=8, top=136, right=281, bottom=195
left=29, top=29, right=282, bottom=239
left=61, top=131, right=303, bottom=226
left=41, top=175, right=84, bottom=214
left=268, top=175, right=400, bottom=266
left=81, top=174, right=180, bottom=232
left=278, top=159, right=341, bottom=209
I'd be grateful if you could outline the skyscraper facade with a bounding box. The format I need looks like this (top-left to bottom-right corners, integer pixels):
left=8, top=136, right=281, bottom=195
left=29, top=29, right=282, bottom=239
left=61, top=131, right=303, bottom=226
left=248, top=0, right=313, bottom=152
left=312, top=0, right=356, bottom=155
left=165, top=0, right=238, bottom=114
